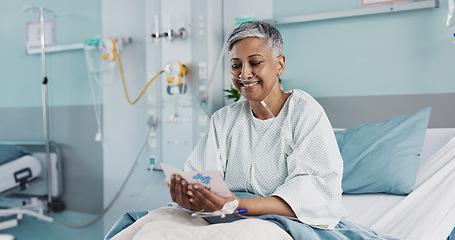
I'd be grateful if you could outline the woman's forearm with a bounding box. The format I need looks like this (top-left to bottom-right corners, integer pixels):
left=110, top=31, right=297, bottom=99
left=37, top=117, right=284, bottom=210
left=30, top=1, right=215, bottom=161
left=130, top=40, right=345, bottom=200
left=237, top=196, right=296, bottom=218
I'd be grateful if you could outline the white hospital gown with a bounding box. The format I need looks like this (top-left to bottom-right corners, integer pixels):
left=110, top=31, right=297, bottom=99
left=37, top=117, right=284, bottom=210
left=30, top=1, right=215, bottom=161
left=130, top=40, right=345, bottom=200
left=184, top=89, right=344, bottom=229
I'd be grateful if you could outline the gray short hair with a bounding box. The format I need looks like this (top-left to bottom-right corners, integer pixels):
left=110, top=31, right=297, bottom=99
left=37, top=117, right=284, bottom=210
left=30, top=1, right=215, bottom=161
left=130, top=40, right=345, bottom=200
left=227, top=21, right=283, bottom=59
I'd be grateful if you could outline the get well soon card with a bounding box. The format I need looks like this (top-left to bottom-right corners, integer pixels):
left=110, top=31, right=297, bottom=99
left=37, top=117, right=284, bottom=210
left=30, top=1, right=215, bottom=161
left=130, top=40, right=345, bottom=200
left=160, top=163, right=231, bottom=197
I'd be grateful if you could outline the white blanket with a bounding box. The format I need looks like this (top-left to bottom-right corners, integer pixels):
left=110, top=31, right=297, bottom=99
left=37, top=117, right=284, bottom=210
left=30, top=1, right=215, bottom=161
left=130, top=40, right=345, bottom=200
left=112, top=207, right=292, bottom=240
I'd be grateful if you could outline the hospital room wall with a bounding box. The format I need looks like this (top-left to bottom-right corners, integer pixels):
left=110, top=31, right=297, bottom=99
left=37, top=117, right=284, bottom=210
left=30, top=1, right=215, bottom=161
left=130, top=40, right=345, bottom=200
left=0, top=0, right=104, bottom=214
left=273, top=0, right=455, bottom=128
left=100, top=0, right=274, bottom=233
left=101, top=0, right=160, bottom=233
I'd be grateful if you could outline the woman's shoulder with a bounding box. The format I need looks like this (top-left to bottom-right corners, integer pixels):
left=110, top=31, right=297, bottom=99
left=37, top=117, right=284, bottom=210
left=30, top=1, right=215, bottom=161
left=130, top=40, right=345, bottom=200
left=285, top=89, right=328, bottom=129
left=288, top=89, right=322, bottom=111
left=212, top=99, right=249, bottom=120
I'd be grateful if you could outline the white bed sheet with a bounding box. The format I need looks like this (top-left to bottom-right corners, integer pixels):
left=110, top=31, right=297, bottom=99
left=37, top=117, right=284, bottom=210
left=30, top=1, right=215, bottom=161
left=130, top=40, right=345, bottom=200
left=342, top=128, right=455, bottom=240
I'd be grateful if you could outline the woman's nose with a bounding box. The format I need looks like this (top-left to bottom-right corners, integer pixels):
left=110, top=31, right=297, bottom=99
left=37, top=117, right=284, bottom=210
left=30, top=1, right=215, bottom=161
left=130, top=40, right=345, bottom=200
left=238, top=65, right=253, bottom=80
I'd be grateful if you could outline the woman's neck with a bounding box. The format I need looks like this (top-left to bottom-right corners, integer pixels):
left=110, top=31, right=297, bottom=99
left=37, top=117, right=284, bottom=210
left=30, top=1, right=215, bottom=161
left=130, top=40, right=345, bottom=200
left=249, top=90, right=290, bottom=120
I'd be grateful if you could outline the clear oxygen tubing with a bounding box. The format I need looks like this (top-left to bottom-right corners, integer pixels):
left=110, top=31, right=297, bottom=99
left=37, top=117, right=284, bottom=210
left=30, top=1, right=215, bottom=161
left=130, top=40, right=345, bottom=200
left=53, top=126, right=153, bottom=228
left=232, top=58, right=281, bottom=121
left=117, top=53, right=165, bottom=105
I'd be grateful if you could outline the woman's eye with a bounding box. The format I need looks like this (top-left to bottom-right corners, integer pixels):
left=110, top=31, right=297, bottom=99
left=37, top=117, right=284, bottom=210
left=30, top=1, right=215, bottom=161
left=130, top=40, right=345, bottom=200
left=250, top=61, right=263, bottom=67
left=231, top=64, right=241, bottom=69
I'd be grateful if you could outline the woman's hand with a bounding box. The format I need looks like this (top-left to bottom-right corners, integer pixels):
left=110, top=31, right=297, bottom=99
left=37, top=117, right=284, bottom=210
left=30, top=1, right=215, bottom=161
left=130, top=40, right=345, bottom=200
left=186, top=183, right=238, bottom=212
left=168, top=174, right=200, bottom=211
left=167, top=174, right=237, bottom=212
left=168, top=175, right=295, bottom=218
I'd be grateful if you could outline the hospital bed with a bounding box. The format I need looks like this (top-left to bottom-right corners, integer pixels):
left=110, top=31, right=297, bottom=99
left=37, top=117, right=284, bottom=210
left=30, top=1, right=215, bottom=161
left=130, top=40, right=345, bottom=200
left=106, top=126, right=455, bottom=240
left=0, top=142, right=64, bottom=230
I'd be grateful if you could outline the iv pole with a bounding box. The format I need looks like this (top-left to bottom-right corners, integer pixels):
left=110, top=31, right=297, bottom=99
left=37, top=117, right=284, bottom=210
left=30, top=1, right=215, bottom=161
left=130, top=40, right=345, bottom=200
left=22, top=5, right=55, bottom=209
left=38, top=6, right=53, bottom=208
left=22, top=5, right=66, bottom=214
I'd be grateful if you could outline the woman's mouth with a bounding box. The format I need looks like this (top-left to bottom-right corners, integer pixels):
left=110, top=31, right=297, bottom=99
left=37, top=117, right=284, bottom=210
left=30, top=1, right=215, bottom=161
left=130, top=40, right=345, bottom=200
left=240, top=81, right=259, bottom=87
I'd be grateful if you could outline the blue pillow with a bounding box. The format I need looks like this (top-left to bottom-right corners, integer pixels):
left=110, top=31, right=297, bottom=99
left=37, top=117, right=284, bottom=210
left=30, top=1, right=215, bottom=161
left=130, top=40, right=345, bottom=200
left=335, top=107, right=431, bottom=194
left=0, top=144, right=32, bottom=165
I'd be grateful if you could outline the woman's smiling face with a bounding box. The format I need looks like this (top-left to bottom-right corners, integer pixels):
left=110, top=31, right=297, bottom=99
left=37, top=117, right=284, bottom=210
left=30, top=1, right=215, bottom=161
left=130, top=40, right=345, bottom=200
left=229, top=37, right=284, bottom=102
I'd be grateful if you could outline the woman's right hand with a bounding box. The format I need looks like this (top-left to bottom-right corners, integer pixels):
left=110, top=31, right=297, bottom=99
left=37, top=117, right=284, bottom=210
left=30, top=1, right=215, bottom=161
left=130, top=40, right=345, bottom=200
left=168, top=174, right=201, bottom=211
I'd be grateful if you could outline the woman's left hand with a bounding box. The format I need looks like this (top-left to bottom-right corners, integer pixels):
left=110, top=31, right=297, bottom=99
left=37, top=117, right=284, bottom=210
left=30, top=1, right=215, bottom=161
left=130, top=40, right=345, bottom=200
left=187, top=184, right=238, bottom=212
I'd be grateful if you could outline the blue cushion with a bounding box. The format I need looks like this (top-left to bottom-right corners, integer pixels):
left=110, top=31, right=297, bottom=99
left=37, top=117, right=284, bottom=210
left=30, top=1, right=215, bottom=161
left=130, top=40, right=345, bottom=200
left=335, top=107, right=431, bottom=194
left=448, top=227, right=455, bottom=240
left=0, top=144, right=31, bottom=165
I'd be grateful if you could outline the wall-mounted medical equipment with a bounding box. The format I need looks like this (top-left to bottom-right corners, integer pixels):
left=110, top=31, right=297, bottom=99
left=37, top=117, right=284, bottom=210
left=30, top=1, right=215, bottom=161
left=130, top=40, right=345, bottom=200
left=120, top=58, right=189, bottom=104
left=100, top=38, right=117, bottom=62
left=164, top=60, right=188, bottom=94
left=152, top=27, right=187, bottom=42
left=86, top=37, right=188, bottom=106
left=85, top=35, right=189, bottom=108
left=84, top=37, right=132, bottom=75
left=144, top=0, right=224, bottom=170
left=151, top=14, right=187, bottom=42
left=83, top=37, right=132, bottom=143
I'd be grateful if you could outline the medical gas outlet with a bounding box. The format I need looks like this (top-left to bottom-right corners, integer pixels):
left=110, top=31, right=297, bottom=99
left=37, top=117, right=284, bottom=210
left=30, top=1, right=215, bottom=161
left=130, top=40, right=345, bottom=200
left=151, top=27, right=187, bottom=42
left=98, top=37, right=132, bottom=62
left=100, top=38, right=116, bottom=61
left=164, top=60, right=188, bottom=95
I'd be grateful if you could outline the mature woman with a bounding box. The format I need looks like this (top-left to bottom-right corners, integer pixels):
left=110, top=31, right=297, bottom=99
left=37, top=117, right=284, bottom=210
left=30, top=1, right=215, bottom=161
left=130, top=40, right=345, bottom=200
left=171, top=20, right=344, bottom=229
left=106, top=20, right=396, bottom=240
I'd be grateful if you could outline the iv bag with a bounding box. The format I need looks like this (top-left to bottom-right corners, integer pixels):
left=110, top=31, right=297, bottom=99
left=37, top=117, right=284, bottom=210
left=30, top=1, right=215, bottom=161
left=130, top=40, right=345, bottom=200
left=84, top=44, right=115, bottom=84
left=84, top=45, right=115, bottom=74
left=449, top=0, right=455, bottom=28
